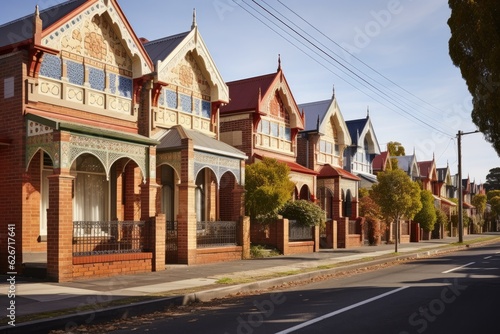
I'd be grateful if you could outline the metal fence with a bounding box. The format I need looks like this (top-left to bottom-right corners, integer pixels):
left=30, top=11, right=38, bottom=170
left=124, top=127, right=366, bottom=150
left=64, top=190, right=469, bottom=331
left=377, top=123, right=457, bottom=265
left=289, top=220, right=313, bottom=241
left=73, top=221, right=147, bottom=256
left=196, top=221, right=237, bottom=248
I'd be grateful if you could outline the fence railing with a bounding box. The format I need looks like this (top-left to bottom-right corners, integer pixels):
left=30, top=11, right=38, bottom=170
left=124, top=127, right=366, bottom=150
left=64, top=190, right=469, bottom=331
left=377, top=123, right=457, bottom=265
left=196, top=221, right=237, bottom=248
left=166, top=221, right=178, bottom=251
left=289, top=220, right=313, bottom=241
left=73, top=221, right=147, bottom=256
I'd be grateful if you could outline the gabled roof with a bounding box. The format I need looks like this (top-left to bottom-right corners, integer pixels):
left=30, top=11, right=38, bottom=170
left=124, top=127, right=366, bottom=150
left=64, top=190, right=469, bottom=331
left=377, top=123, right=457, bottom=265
left=394, top=155, right=420, bottom=176
left=299, top=99, right=330, bottom=132
left=345, top=118, right=368, bottom=145
left=143, top=31, right=190, bottom=63
left=317, top=164, right=361, bottom=181
left=345, top=115, right=381, bottom=155
left=418, top=160, right=436, bottom=179
left=1, top=0, right=154, bottom=73
left=436, top=166, right=450, bottom=183
left=0, top=0, right=87, bottom=49
left=373, top=151, right=390, bottom=171
left=298, top=95, right=351, bottom=146
left=157, top=125, right=247, bottom=160
left=221, top=72, right=277, bottom=113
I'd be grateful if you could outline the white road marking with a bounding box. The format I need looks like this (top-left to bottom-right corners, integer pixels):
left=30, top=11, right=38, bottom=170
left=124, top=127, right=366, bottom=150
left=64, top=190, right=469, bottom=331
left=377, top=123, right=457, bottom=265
left=442, top=262, right=475, bottom=274
left=275, top=286, right=410, bottom=334
left=484, top=256, right=492, bottom=259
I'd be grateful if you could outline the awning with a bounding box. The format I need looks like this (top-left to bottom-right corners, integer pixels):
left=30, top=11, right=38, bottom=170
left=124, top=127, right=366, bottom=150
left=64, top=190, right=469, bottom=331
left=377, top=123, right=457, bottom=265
left=26, top=113, right=159, bottom=146
left=318, top=164, right=360, bottom=181
left=357, top=173, right=378, bottom=184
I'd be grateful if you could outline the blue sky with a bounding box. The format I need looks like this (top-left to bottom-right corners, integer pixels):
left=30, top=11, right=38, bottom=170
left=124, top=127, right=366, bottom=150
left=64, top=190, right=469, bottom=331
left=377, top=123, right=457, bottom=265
left=1, top=0, right=499, bottom=183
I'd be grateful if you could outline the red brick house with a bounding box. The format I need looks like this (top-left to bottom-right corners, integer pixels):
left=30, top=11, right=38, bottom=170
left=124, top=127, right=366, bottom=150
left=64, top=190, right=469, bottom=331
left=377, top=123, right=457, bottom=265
left=219, top=62, right=317, bottom=200
left=0, top=1, right=248, bottom=282
left=297, top=92, right=360, bottom=222
left=372, top=151, right=392, bottom=175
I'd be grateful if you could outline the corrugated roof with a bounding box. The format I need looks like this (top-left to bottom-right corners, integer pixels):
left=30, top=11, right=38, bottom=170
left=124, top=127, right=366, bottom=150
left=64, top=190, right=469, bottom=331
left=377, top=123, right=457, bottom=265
left=297, top=100, right=330, bottom=132
left=418, top=160, right=434, bottom=178
left=143, top=31, right=190, bottom=63
left=394, top=155, right=414, bottom=172
left=436, top=167, right=448, bottom=182
left=345, top=117, right=369, bottom=146
left=0, top=0, right=87, bottom=49
left=157, top=125, right=247, bottom=159
left=221, top=72, right=277, bottom=114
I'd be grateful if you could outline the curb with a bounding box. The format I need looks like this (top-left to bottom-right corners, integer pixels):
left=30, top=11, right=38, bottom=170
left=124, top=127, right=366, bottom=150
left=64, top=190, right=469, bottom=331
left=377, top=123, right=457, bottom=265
left=2, top=238, right=498, bottom=333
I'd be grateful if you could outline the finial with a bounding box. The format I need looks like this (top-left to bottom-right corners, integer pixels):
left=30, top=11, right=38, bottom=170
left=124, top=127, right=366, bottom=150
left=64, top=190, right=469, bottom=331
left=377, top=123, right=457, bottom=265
left=367, top=106, right=369, bottom=118
left=332, top=84, right=335, bottom=99
left=191, top=8, right=197, bottom=30
left=35, top=5, right=39, bottom=16
left=277, top=54, right=281, bottom=72
left=316, top=114, right=320, bottom=130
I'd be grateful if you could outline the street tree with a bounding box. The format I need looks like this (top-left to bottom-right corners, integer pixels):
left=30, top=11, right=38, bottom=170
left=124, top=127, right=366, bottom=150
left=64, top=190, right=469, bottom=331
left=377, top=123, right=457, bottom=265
left=387, top=141, right=405, bottom=170
left=372, top=168, right=422, bottom=252
left=472, top=194, right=487, bottom=231
left=245, top=158, right=295, bottom=223
left=448, top=0, right=500, bottom=154
left=485, top=167, right=500, bottom=191
left=414, top=190, right=437, bottom=237
left=489, top=196, right=500, bottom=224
left=487, top=190, right=500, bottom=201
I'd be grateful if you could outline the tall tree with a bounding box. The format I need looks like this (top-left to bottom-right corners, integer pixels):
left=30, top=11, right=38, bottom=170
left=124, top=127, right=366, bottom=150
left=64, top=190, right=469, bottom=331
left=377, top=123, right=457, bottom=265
left=487, top=190, right=500, bottom=201
left=371, top=168, right=422, bottom=252
left=472, top=193, right=487, bottom=232
left=485, top=167, right=500, bottom=191
left=448, top=0, right=500, bottom=154
left=414, top=190, right=437, bottom=233
left=387, top=141, right=405, bottom=170
left=245, top=158, right=295, bottom=223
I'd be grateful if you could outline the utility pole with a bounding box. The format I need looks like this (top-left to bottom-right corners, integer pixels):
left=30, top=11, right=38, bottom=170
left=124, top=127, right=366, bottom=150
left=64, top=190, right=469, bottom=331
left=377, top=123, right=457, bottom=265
left=457, top=130, right=479, bottom=243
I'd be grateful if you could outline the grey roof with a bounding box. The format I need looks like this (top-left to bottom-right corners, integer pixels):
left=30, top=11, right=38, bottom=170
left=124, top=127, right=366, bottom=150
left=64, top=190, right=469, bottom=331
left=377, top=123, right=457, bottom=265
left=298, top=100, right=330, bottom=132
left=157, top=126, right=247, bottom=160
left=394, top=155, right=415, bottom=173
left=0, top=0, right=86, bottom=49
left=436, top=167, right=448, bottom=182
left=143, top=31, right=190, bottom=63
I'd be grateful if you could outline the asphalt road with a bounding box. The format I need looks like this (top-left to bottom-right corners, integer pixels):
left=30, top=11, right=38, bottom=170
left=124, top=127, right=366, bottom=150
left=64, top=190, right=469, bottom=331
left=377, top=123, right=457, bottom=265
left=99, top=242, right=500, bottom=334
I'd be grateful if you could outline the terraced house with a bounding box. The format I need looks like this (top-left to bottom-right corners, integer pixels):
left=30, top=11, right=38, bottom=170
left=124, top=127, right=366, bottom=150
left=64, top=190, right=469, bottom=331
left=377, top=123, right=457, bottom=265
left=0, top=0, right=248, bottom=282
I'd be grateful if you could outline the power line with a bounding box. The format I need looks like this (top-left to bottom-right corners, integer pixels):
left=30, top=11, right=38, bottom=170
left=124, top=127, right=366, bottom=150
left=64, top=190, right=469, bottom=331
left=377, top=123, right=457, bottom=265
left=241, top=0, right=454, bottom=137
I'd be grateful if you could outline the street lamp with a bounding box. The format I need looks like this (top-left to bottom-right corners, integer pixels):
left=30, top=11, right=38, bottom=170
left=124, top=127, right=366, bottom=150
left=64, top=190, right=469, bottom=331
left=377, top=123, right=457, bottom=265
left=457, top=129, right=479, bottom=243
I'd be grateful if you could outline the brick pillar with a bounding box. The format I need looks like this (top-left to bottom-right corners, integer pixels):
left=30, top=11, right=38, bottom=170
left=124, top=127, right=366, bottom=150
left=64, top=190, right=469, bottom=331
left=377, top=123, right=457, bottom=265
left=46, top=173, right=74, bottom=282
left=313, top=225, right=320, bottom=252
left=337, top=217, right=348, bottom=248
left=232, top=183, right=245, bottom=222
left=177, top=183, right=197, bottom=264
left=325, top=220, right=337, bottom=249
left=239, top=216, right=251, bottom=259
left=151, top=213, right=166, bottom=271
left=177, top=137, right=196, bottom=264
left=277, top=218, right=289, bottom=255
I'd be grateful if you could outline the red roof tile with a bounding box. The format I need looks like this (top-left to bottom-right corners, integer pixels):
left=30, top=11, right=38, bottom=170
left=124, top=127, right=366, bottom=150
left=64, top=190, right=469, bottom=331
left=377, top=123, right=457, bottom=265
left=254, top=154, right=317, bottom=175
left=372, top=151, right=389, bottom=171
left=318, top=164, right=361, bottom=180
left=221, top=72, right=277, bottom=114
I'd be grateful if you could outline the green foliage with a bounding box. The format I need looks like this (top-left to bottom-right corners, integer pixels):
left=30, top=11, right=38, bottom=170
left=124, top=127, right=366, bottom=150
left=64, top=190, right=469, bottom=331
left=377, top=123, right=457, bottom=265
left=490, top=196, right=500, bottom=218
left=371, top=168, right=422, bottom=223
left=245, top=158, right=295, bottom=223
left=435, top=207, right=449, bottom=230
left=250, top=245, right=280, bottom=258
left=448, top=0, right=500, bottom=154
left=414, top=190, right=437, bottom=232
left=359, top=194, right=381, bottom=220
left=387, top=141, right=405, bottom=156
left=279, top=200, right=326, bottom=227
left=485, top=167, right=500, bottom=191
left=471, top=194, right=487, bottom=215
left=487, top=190, right=500, bottom=201
left=358, top=187, right=370, bottom=199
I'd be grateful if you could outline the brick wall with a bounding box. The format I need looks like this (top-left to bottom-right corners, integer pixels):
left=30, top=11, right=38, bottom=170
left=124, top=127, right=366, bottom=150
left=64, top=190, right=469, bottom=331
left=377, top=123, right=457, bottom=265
left=195, top=246, right=243, bottom=264
left=0, top=51, right=27, bottom=272
left=72, top=253, right=152, bottom=279
left=219, top=116, right=254, bottom=159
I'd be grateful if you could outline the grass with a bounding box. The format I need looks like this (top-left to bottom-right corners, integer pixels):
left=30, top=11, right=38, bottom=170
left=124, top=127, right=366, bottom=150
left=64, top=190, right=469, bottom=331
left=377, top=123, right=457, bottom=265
left=250, top=244, right=281, bottom=258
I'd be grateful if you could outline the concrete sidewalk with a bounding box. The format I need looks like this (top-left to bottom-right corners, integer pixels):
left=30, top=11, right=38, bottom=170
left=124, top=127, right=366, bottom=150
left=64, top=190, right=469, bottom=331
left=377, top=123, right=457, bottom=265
left=1, top=233, right=499, bottom=333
